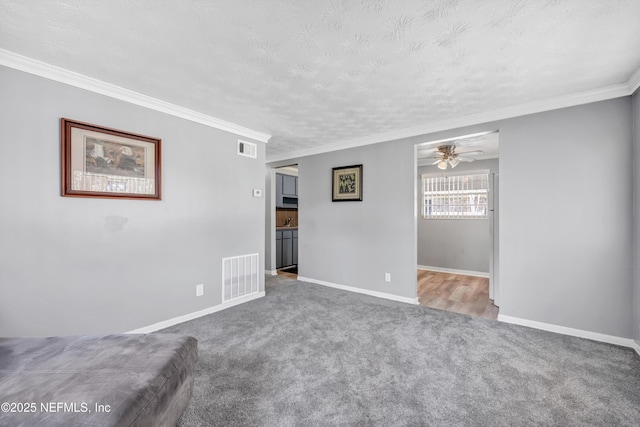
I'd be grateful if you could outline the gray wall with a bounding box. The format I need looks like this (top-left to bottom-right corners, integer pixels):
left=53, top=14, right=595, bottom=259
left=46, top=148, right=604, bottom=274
left=269, top=142, right=417, bottom=300
left=499, top=99, right=632, bottom=337
left=269, top=97, right=633, bottom=338
left=634, top=89, right=640, bottom=345
left=0, top=66, right=266, bottom=336
left=417, top=159, right=499, bottom=273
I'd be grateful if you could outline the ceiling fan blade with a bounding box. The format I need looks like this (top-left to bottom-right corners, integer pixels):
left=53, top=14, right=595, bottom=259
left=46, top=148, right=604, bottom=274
left=417, top=149, right=440, bottom=156
left=431, top=159, right=441, bottom=165
left=458, top=158, right=476, bottom=162
left=456, top=150, right=484, bottom=156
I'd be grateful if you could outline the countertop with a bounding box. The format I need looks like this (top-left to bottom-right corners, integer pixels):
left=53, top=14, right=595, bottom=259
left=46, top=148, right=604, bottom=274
left=276, top=226, right=298, bottom=230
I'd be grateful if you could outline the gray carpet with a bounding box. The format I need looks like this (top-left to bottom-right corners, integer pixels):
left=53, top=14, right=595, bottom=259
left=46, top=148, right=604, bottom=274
left=163, top=275, right=640, bottom=426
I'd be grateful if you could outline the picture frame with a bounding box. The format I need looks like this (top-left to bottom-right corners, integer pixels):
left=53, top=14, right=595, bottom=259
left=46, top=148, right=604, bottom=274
left=61, top=118, right=162, bottom=200
left=332, top=164, right=363, bottom=202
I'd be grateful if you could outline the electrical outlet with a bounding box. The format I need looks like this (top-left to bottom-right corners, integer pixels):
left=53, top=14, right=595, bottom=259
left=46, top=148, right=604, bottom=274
left=384, top=273, right=391, bottom=283
left=195, top=284, right=204, bottom=297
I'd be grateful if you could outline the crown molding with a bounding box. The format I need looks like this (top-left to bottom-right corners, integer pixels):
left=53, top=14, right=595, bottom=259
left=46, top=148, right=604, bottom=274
left=0, top=49, right=271, bottom=143
left=2, top=49, right=634, bottom=156
left=266, top=80, right=634, bottom=163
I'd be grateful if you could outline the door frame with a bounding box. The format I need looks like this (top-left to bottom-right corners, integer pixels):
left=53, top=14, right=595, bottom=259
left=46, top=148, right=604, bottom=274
left=266, top=164, right=300, bottom=275
left=414, top=131, right=500, bottom=305
left=266, top=167, right=277, bottom=275
left=489, top=172, right=500, bottom=304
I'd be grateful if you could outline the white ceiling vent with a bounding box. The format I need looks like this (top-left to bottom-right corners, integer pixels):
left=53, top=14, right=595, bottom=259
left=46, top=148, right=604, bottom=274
left=238, top=140, right=257, bottom=158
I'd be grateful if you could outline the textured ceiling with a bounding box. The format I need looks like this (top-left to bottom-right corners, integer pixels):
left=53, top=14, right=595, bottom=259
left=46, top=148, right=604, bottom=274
left=1, top=0, right=640, bottom=160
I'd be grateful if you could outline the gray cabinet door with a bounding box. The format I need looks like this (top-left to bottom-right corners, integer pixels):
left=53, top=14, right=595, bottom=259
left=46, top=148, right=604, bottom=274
left=282, top=233, right=293, bottom=267
left=276, top=173, right=297, bottom=207
left=292, top=235, right=298, bottom=265
left=282, top=174, right=297, bottom=196
left=276, top=231, right=283, bottom=268
left=292, top=229, right=298, bottom=265
left=275, top=174, right=284, bottom=208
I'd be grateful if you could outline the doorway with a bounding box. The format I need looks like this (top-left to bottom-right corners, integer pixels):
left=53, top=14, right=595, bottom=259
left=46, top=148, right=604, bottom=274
left=415, top=131, right=500, bottom=319
left=274, top=165, right=299, bottom=279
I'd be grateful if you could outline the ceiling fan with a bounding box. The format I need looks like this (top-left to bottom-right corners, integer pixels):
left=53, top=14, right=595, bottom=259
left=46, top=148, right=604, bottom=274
left=428, top=145, right=483, bottom=170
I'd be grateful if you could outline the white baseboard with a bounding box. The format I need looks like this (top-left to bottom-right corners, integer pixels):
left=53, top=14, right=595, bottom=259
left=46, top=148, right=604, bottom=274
left=498, top=314, right=637, bottom=350
left=264, top=269, right=278, bottom=276
left=633, top=340, right=640, bottom=357
left=126, top=291, right=265, bottom=334
left=418, top=265, right=489, bottom=278
left=297, top=276, right=419, bottom=305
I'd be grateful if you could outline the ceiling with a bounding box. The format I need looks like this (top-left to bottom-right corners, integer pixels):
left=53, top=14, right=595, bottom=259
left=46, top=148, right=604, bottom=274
left=1, top=0, right=639, bottom=162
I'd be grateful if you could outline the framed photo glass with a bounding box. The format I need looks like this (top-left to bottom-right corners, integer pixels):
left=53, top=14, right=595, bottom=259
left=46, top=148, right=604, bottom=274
left=332, top=164, right=363, bottom=202
left=61, top=118, right=161, bottom=200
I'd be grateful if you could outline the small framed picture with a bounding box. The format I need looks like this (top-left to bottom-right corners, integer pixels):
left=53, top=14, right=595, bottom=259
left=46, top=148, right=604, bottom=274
left=61, top=118, right=162, bottom=200
left=332, top=164, right=363, bottom=202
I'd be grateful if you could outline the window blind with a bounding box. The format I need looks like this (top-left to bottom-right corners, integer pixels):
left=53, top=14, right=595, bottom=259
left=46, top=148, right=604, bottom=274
left=422, top=173, right=489, bottom=219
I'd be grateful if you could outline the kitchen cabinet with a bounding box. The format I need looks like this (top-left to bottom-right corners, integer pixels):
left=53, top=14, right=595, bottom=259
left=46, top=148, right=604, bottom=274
left=276, top=228, right=298, bottom=269
left=292, top=229, right=298, bottom=265
left=282, top=229, right=293, bottom=267
left=282, top=174, right=297, bottom=196
left=276, top=230, right=283, bottom=269
left=276, top=173, right=298, bottom=208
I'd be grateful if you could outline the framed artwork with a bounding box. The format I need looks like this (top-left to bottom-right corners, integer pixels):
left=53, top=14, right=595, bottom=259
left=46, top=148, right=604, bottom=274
left=61, top=118, right=162, bottom=200
left=332, top=164, right=363, bottom=202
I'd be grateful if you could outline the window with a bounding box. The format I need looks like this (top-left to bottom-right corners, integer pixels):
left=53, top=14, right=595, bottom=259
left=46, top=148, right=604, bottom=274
left=422, top=173, right=489, bottom=219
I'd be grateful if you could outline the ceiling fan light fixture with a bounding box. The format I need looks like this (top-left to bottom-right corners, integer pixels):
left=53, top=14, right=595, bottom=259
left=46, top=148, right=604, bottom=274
left=437, top=160, right=447, bottom=170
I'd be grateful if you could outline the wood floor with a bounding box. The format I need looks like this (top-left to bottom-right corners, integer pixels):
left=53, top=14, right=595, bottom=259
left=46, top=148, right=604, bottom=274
left=417, top=270, right=499, bottom=320
left=277, top=267, right=497, bottom=320
left=277, top=266, right=297, bottom=280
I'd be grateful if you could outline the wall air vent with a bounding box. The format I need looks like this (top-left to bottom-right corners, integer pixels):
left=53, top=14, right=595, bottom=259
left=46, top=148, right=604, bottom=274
left=222, top=253, right=260, bottom=303
left=238, top=140, right=257, bottom=158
